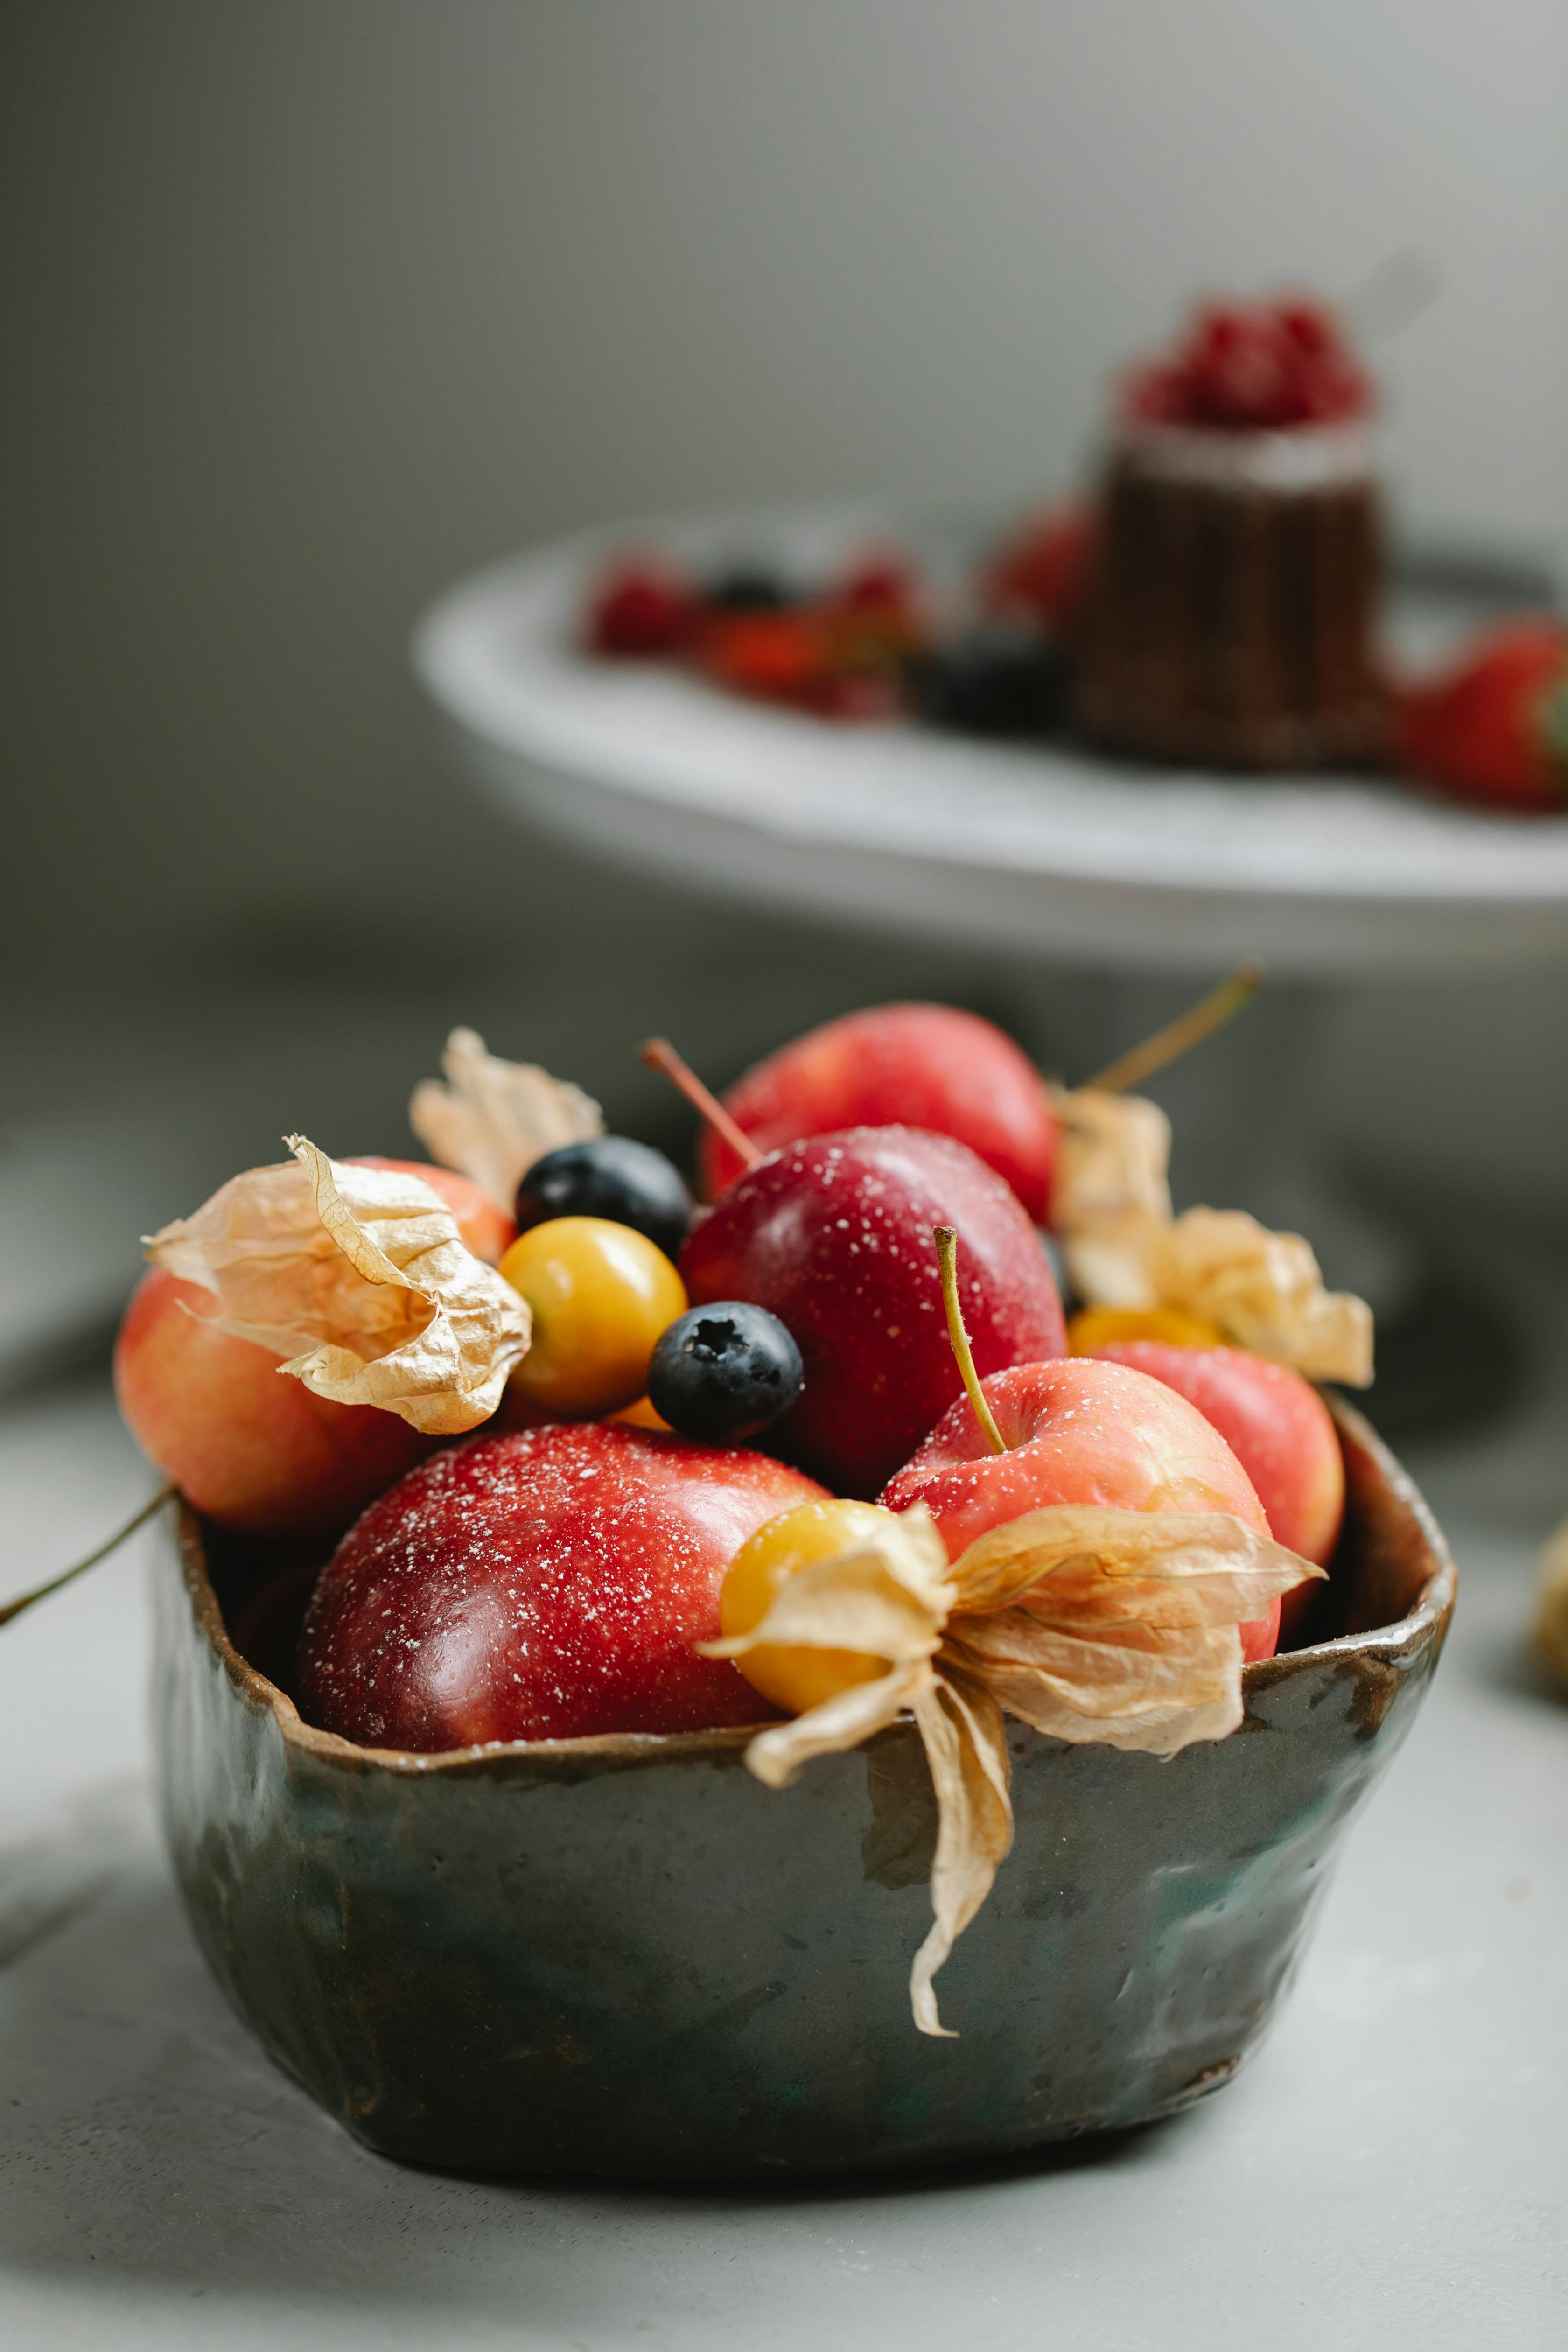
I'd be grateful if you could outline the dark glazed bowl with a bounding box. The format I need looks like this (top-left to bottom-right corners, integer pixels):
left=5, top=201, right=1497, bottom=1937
left=154, top=1398, right=1454, bottom=2181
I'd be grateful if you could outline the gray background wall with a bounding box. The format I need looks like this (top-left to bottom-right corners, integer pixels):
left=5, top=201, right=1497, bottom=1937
left=4, top=0, right=1568, bottom=1276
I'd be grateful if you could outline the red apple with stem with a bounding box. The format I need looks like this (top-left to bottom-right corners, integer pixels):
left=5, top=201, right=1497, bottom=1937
left=882, top=1230, right=1285, bottom=1660
left=679, top=1125, right=1067, bottom=1498
left=297, top=1421, right=828, bottom=1749
left=698, top=1003, right=1058, bottom=1219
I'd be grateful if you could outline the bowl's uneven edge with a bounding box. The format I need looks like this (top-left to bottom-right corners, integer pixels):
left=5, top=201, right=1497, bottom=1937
left=173, top=1391, right=1455, bottom=1782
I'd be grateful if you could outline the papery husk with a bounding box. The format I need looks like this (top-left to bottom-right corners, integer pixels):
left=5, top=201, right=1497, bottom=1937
left=144, top=1139, right=532, bottom=1435
left=1148, top=1208, right=1373, bottom=1387
left=941, top=1505, right=1317, bottom=1752
left=715, top=1499, right=1320, bottom=2034
left=409, top=1026, right=603, bottom=1211
left=1048, top=1086, right=1171, bottom=1310
left=1045, top=1083, right=1373, bottom=1385
left=1049, top=1085, right=1174, bottom=1233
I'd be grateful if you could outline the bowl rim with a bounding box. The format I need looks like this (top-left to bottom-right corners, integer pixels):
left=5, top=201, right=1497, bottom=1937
left=172, top=1394, right=1456, bottom=1784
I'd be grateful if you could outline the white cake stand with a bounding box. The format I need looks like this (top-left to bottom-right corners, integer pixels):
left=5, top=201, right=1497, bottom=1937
left=413, top=504, right=1568, bottom=980
left=413, top=505, right=1568, bottom=1380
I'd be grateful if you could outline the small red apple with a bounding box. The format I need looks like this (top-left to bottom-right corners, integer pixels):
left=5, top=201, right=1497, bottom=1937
left=882, top=1356, right=1283, bottom=1661
left=1084, top=1341, right=1344, bottom=1643
left=680, top=1126, right=1066, bottom=1498
left=114, top=1156, right=510, bottom=1541
left=114, top=1268, right=432, bottom=1540
left=700, top=1003, right=1057, bottom=1220
left=297, top=1422, right=828, bottom=1749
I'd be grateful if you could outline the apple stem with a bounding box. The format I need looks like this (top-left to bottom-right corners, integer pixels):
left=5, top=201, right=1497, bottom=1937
left=0, top=1480, right=177, bottom=1631
left=1085, top=960, right=1266, bottom=1096
left=639, top=1037, right=763, bottom=1169
left=932, top=1225, right=1009, bottom=1456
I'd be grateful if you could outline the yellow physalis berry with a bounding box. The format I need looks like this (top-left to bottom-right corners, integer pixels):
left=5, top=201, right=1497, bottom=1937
left=1067, top=1305, right=1226, bottom=1354
left=721, top=1498, right=900, bottom=1715
left=500, top=1217, right=686, bottom=1418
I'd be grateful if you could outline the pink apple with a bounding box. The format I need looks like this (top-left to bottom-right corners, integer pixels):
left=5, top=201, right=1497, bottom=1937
left=114, top=1267, right=432, bottom=1540
left=700, top=1003, right=1057, bottom=1219
left=882, top=1356, right=1283, bottom=1661
left=297, top=1421, right=829, bottom=1748
left=1085, top=1340, right=1344, bottom=1643
left=680, top=1125, right=1066, bottom=1498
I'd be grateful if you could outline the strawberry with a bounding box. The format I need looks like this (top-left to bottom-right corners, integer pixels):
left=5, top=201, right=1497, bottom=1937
left=1394, top=618, right=1568, bottom=813
left=695, top=609, right=839, bottom=707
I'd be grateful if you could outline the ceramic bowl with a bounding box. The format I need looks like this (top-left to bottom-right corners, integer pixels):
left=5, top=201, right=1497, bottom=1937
left=154, top=1397, right=1454, bottom=2181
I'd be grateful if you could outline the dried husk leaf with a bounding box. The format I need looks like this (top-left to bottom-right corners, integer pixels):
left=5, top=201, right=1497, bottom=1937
left=718, top=1498, right=1319, bottom=2033
left=907, top=1673, right=1013, bottom=2038
left=942, top=1504, right=1318, bottom=1752
left=701, top=1505, right=954, bottom=1791
left=742, top=1659, right=938, bottom=1792
left=1048, top=1086, right=1172, bottom=1309
left=144, top=1140, right=531, bottom=1434
left=409, top=1026, right=604, bottom=1211
left=1049, top=1085, right=1174, bottom=1232
left=1148, top=1208, right=1373, bottom=1387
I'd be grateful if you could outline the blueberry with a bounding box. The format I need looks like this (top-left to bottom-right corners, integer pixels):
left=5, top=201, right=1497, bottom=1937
left=907, top=623, right=1069, bottom=738
left=515, top=1137, right=693, bottom=1263
left=703, top=566, right=794, bottom=612
left=647, top=1303, right=804, bottom=1444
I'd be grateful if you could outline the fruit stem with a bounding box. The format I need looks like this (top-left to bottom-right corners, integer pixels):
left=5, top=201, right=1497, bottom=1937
left=639, top=1037, right=763, bottom=1169
left=0, top=1480, right=177, bottom=1631
left=1085, top=960, right=1266, bottom=1096
left=933, top=1225, right=1008, bottom=1456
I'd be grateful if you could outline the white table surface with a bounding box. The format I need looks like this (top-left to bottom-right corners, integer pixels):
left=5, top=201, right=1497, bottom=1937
left=2, top=1379, right=1565, bottom=2352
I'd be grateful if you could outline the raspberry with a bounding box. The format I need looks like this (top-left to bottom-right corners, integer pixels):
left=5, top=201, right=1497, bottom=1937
left=1124, top=296, right=1371, bottom=432
left=585, top=557, right=699, bottom=657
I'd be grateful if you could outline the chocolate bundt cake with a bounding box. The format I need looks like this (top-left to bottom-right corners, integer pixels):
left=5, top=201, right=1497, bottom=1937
left=1077, top=299, right=1385, bottom=769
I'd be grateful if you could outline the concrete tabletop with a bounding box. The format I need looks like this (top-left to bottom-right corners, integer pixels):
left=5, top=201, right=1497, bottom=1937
left=2, top=1380, right=1564, bottom=2352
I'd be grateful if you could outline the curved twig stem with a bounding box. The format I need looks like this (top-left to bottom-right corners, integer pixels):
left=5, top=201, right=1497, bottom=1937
left=1085, top=960, right=1266, bottom=1096
left=933, top=1226, right=1008, bottom=1456
left=0, top=1481, right=177, bottom=1630
left=639, top=1036, right=763, bottom=1169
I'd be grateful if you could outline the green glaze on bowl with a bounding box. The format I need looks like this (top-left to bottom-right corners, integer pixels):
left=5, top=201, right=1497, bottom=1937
left=153, top=1398, right=1454, bottom=2180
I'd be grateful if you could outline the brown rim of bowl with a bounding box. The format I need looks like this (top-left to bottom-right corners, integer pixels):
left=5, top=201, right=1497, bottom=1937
left=172, top=1394, right=1457, bottom=1783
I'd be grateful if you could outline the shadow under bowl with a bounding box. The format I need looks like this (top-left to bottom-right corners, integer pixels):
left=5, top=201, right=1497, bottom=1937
left=153, top=1396, right=1454, bottom=2181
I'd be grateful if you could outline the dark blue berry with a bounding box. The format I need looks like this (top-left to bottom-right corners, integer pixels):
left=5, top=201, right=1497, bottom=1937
left=703, top=566, right=794, bottom=612
left=515, top=1137, right=693, bottom=1263
left=647, top=1302, right=804, bottom=1444
left=907, top=623, right=1068, bottom=738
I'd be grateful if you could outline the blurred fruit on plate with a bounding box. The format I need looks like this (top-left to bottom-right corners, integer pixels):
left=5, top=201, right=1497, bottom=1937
left=1393, top=616, right=1568, bottom=812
